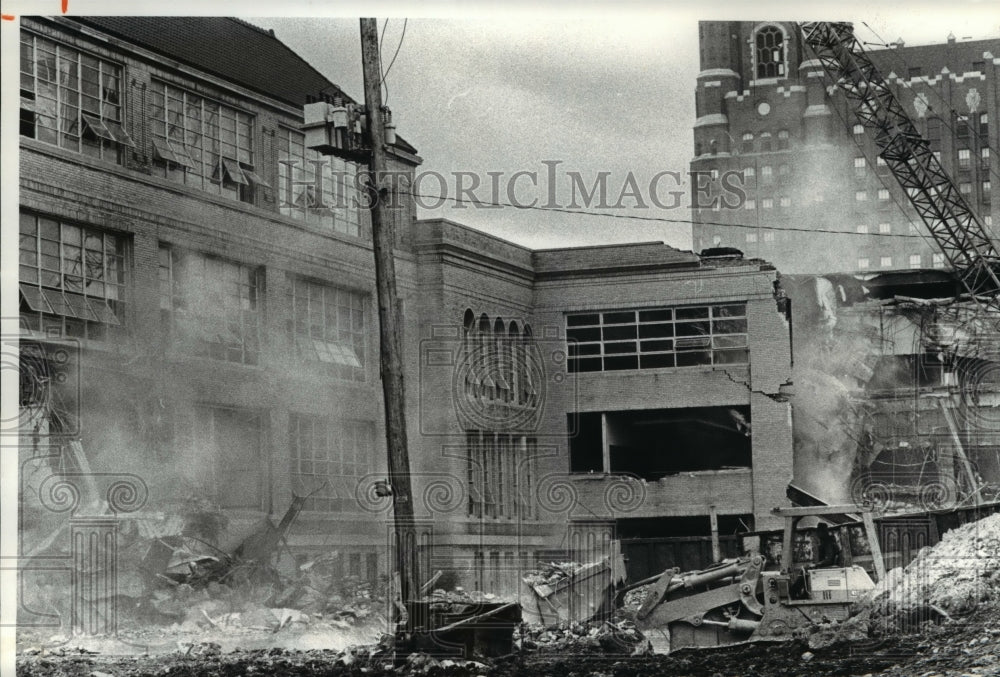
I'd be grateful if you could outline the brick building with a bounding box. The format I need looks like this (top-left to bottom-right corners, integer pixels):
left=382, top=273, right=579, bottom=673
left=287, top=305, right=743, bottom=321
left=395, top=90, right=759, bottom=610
left=17, top=16, right=793, bottom=594
left=691, top=21, right=1000, bottom=274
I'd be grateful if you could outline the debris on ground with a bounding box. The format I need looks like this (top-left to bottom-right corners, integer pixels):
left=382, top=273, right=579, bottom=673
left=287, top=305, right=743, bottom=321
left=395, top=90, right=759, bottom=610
left=869, top=512, right=1000, bottom=616
left=519, top=618, right=650, bottom=655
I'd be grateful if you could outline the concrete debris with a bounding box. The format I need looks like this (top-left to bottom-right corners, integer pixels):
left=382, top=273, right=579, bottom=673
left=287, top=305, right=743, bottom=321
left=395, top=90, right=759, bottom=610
left=870, top=513, right=1000, bottom=616
left=520, top=618, right=650, bottom=655
left=521, top=561, right=590, bottom=588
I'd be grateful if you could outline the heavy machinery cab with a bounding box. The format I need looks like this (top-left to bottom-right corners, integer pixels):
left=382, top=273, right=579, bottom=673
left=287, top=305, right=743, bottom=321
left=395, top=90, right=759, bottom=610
left=634, top=505, right=886, bottom=652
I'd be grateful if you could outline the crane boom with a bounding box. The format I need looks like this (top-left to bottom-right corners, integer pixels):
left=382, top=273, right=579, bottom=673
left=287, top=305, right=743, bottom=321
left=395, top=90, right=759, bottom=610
left=798, top=21, right=1000, bottom=313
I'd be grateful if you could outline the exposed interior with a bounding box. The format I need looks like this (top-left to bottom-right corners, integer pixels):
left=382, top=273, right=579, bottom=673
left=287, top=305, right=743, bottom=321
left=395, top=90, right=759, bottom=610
left=568, top=406, right=752, bottom=479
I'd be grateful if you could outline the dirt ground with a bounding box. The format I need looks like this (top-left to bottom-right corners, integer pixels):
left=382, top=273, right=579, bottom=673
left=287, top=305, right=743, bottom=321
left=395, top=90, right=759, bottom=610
left=16, top=599, right=1000, bottom=677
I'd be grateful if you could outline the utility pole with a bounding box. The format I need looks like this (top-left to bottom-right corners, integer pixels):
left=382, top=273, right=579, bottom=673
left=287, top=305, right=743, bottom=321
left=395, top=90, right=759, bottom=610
left=359, top=18, right=419, bottom=617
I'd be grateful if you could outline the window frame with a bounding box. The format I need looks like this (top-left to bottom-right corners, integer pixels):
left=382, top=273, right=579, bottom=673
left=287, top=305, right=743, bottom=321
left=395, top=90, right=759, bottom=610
left=148, top=79, right=262, bottom=204
left=20, top=29, right=134, bottom=162
left=19, top=212, right=128, bottom=342
left=288, top=276, right=368, bottom=381
left=159, top=245, right=263, bottom=365
left=566, top=303, right=749, bottom=373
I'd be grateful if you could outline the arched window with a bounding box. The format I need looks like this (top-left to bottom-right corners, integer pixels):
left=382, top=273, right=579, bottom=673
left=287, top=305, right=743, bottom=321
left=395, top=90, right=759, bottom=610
left=493, top=317, right=509, bottom=402
left=522, top=325, right=537, bottom=407
left=760, top=131, right=772, bottom=152
left=478, top=313, right=491, bottom=400
left=741, top=132, right=754, bottom=153
left=756, top=26, right=786, bottom=78
left=463, top=309, right=476, bottom=399
left=508, top=321, right=520, bottom=406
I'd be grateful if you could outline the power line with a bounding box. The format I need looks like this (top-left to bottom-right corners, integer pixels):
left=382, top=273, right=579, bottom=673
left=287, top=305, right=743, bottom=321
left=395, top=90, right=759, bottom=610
left=399, top=188, right=929, bottom=238
left=378, top=18, right=407, bottom=107
left=383, top=18, right=407, bottom=82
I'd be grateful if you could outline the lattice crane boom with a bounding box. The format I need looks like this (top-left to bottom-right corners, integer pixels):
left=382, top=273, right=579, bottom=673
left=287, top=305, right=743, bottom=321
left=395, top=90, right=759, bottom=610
left=799, top=21, right=1000, bottom=314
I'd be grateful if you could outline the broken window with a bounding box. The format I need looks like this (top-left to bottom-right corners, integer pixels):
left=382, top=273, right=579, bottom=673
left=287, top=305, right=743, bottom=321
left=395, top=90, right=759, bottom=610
left=277, top=127, right=363, bottom=237
left=568, top=407, right=752, bottom=480
left=467, top=431, right=536, bottom=520
left=290, top=414, right=374, bottom=512
left=148, top=80, right=259, bottom=204
left=20, top=30, right=133, bottom=162
left=569, top=412, right=604, bottom=473
left=566, top=303, right=748, bottom=373
left=289, top=277, right=367, bottom=381
left=175, top=406, right=263, bottom=509
left=19, top=212, right=127, bottom=341
left=755, top=26, right=785, bottom=78
left=158, top=245, right=261, bottom=364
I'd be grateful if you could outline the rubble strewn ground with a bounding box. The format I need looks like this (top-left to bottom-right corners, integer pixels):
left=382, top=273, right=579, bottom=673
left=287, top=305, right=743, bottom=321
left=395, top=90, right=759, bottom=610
left=870, top=513, right=1000, bottom=617
left=17, top=514, right=1000, bottom=676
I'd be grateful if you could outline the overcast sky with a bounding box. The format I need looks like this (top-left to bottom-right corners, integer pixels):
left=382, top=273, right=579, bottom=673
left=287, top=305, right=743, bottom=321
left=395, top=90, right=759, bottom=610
left=244, top=5, right=1000, bottom=251
left=4, top=1, right=999, bottom=251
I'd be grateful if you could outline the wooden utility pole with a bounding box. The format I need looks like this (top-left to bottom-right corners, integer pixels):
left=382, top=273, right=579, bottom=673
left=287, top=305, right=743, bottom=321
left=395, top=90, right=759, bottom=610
left=359, top=18, right=419, bottom=613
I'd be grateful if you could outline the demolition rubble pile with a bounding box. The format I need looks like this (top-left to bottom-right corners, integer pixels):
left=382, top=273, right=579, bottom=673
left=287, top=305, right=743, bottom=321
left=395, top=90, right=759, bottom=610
left=520, top=561, right=589, bottom=589
left=519, top=618, right=648, bottom=655
left=144, top=553, right=389, bottom=638
left=870, top=512, right=1000, bottom=616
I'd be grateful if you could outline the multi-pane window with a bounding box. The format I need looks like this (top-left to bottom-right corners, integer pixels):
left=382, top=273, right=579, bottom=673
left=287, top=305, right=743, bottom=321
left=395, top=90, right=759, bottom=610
left=932, top=253, right=945, bottom=268
left=855, top=190, right=868, bottom=202
left=755, top=26, right=785, bottom=78
left=878, top=223, right=891, bottom=234
left=908, top=254, right=921, bottom=269
left=290, top=415, right=373, bottom=512
left=566, top=303, right=748, bottom=372
left=174, top=406, right=262, bottom=508
left=858, top=257, right=870, bottom=270
left=762, top=198, right=773, bottom=209
left=744, top=165, right=755, bottom=179
left=746, top=232, right=758, bottom=243
left=759, top=132, right=772, bottom=152
left=877, top=188, right=890, bottom=202
left=148, top=81, right=263, bottom=204
left=880, top=256, right=893, bottom=268
left=277, top=128, right=363, bottom=237
left=853, top=124, right=864, bottom=136
left=19, top=212, right=126, bottom=341
left=159, top=246, right=261, bottom=364
left=876, top=156, right=887, bottom=169
left=778, top=163, right=790, bottom=176
left=777, top=129, right=789, bottom=150
left=959, top=148, right=971, bottom=169
left=779, top=196, right=791, bottom=208
left=288, top=277, right=367, bottom=381
left=856, top=224, right=869, bottom=234
left=960, top=182, right=972, bottom=195
left=854, top=157, right=866, bottom=176
left=761, top=165, right=773, bottom=180
left=467, top=431, right=536, bottom=520
left=745, top=198, right=757, bottom=210
left=20, top=31, right=134, bottom=161
left=763, top=231, right=775, bottom=242
left=982, top=147, right=991, bottom=166
left=741, top=132, right=754, bottom=153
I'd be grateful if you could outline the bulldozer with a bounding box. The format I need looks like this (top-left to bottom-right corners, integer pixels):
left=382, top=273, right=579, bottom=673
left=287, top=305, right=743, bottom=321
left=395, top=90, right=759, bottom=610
left=633, top=505, right=887, bottom=654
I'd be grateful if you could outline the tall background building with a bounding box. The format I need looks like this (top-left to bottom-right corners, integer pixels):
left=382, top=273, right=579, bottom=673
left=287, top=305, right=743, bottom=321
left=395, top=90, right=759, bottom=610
left=691, top=21, right=1000, bottom=274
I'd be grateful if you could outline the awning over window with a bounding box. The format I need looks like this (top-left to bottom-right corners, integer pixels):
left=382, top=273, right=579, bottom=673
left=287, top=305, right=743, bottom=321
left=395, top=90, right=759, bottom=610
left=19, top=284, right=120, bottom=326
left=242, top=167, right=271, bottom=189
left=221, top=157, right=249, bottom=185
left=152, top=137, right=194, bottom=168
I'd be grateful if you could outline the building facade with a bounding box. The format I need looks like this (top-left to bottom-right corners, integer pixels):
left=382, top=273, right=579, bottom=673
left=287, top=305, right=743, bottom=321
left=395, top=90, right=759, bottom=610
left=691, top=21, right=1000, bottom=274
left=16, top=16, right=794, bottom=599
